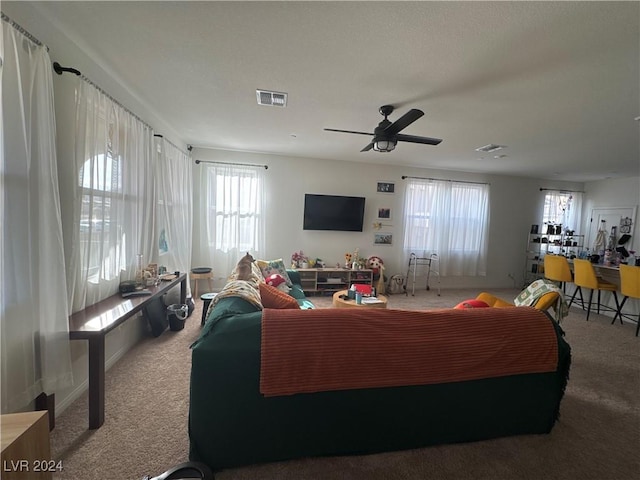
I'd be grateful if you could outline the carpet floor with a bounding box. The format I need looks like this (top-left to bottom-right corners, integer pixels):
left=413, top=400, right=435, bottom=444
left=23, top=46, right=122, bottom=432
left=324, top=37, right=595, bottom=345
left=50, top=288, right=639, bottom=480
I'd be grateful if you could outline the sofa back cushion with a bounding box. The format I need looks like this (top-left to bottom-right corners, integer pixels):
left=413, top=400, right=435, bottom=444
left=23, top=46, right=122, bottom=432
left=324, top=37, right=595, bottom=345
left=260, top=307, right=560, bottom=397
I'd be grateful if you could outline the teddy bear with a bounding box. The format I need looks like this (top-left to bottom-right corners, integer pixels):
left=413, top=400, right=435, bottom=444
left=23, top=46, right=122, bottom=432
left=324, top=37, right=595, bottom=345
left=265, top=273, right=291, bottom=293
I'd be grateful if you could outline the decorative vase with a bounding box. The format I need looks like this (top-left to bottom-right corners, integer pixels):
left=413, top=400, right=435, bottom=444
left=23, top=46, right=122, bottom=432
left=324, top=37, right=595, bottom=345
left=301, top=262, right=309, bottom=269
left=135, top=254, right=144, bottom=286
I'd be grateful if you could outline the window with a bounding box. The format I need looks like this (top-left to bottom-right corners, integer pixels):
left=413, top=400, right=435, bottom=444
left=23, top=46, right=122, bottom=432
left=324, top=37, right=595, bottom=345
left=69, top=81, right=156, bottom=311
left=403, top=178, right=490, bottom=276
left=542, top=191, right=582, bottom=232
left=202, top=163, right=265, bottom=274
left=79, top=152, right=125, bottom=283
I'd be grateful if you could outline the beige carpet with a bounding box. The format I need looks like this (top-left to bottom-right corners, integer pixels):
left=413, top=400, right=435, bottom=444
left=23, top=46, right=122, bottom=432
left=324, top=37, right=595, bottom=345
left=50, top=288, right=640, bottom=480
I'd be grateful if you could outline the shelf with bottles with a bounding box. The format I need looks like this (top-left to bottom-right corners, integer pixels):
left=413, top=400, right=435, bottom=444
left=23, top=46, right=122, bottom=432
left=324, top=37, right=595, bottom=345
left=524, top=229, right=585, bottom=284
left=526, top=232, right=584, bottom=257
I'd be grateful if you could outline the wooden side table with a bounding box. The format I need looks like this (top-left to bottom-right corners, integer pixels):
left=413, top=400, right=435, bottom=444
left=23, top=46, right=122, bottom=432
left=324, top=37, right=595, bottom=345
left=200, top=292, right=218, bottom=326
left=1, top=411, right=54, bottom=479
left=191, top=271, right=213, bottom=298
left=332, top=290, right=388, bottom=309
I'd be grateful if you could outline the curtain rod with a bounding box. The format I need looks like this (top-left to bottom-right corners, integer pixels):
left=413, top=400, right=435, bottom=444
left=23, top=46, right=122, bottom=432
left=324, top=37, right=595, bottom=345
left=402, top=175, right=489, bottom=186
left=539, top=188, right=584, bottom=193
left=53, top=62, right=187, bottom=156
left=195, top=159, right=268, bottom=169
left=153, top=135, right=190, bottom=158
left=53, top=61, right=155, bottom=131
left=2, top=12, right=49, bottom=51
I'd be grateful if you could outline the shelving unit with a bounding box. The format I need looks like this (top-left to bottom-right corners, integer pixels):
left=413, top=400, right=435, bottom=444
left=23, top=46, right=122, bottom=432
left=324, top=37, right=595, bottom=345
left=524, top=231, right=584, bottom=284
left=296, top=268, right=373, bottom=294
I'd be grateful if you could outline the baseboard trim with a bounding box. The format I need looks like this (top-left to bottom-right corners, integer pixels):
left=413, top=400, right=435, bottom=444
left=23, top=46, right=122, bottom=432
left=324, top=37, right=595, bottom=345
left=55, top=321, right=147, bottom=417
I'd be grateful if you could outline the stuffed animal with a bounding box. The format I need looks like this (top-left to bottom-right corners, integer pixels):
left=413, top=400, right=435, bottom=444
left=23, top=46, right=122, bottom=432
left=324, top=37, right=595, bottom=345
left=367, top=256, right=386, bottom=295
left=265, top=273, right=291, bottom=293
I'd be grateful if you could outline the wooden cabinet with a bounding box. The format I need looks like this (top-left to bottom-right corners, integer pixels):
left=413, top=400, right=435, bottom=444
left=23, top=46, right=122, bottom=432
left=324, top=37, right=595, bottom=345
left=296, top=268, right=373, bottom=294
left=1, top=411, right=55, bottom=479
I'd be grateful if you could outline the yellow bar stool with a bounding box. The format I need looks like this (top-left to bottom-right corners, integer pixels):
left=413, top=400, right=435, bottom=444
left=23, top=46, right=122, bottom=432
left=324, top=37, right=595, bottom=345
left=569, top=259, right=620, bottom=321
left=544, top=254, right=573, bottom=299
left=613, top=264, right=640, bottom=336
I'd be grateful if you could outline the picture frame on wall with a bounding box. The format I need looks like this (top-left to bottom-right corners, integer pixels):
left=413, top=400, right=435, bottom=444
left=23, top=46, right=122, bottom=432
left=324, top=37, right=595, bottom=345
left=377, top=207, right=391, bottom=220
left=376, top=181, right=395, bottom=194
left=373, top=233, right=393, bottom=245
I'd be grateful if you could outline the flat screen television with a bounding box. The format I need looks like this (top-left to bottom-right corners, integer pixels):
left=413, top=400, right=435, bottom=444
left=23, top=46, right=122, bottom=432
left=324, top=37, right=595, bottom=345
left=303, top=194, right=366, bottom=232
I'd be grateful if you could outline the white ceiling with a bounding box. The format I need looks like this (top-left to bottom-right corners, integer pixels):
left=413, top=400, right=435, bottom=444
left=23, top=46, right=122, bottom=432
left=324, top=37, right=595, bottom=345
left=25, top=1, right=640, bottom=181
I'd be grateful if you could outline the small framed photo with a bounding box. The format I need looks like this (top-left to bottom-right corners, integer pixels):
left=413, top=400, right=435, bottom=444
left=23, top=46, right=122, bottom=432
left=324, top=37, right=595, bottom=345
left=376, top=181, right=395, bottom=194
left=377, top=207, right=391, bottom=220
left=373, top=233, right=393, bottom=245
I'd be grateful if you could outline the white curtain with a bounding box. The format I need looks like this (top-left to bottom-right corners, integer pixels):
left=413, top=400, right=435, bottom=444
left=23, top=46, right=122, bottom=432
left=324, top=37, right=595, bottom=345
left=1, top=18, right=73, bottom=412
left=67, top=80, right=156, bottom=312
left=156, top=137, right=192, bottom=289
left=402, top=178, right=490, bottom=276
left=198, top=163, right=265, bottom=276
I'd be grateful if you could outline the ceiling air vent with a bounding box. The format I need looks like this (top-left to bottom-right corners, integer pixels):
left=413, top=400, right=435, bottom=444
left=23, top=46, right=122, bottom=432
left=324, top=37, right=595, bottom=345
left=256, top=89, right=288, bottom=107
left=475, top=144, right=506, bottom=153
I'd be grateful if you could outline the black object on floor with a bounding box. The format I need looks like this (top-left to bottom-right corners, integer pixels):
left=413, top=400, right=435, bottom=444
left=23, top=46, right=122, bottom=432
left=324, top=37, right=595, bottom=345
left=143, top=296, right=168, bottom=337
left=142, top=461, right=214, bottom=480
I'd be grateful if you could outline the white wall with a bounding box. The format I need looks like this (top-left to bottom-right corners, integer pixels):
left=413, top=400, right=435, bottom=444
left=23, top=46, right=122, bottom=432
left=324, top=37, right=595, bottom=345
left=191, top=147, right=587, bottom=290
left=583, top=177, right=640, bottom=253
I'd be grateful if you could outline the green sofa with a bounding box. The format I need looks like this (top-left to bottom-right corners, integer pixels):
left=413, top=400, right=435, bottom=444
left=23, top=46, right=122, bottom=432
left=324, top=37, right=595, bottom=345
left=189, top=297, right=571, bottom=472
left=284, top=269, right=315, bottom=309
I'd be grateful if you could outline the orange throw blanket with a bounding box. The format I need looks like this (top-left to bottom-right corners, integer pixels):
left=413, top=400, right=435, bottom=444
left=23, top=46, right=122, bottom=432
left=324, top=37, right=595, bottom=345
left=260, top=307, right=559, bottom=397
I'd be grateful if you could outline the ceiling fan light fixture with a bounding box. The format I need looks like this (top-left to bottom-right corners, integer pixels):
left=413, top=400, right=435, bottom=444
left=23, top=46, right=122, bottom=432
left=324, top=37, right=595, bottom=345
left=373, top=138, right=396, bottom=152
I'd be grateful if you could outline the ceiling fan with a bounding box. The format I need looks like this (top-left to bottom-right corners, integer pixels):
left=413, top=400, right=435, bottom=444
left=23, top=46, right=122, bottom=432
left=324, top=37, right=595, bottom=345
left=324, top=105, right=442, bottom=152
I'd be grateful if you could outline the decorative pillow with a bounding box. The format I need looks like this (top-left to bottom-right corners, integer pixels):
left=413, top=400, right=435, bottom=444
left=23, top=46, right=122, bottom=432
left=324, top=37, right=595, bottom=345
left=454, top=299, right=490, bottom=309
left=212, top=280, right=263, bottom=310
left=259, top=283, right=300, bottom=309
left=257, top=258, right=293, bottom=286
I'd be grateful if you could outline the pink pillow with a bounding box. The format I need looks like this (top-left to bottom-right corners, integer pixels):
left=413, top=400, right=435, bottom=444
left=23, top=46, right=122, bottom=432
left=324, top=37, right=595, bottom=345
left=454, top=299, right=490, bottom=309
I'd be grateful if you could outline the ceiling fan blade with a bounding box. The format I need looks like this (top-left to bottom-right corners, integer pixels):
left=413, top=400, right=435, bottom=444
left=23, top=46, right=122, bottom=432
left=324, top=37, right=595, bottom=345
left=383, top=109, right=424, bottom=136
left=396, top=133, right=443, bottom=146
left=360, top=142, right=374, bottom=152
left=324, top=128, right=373, bottom=136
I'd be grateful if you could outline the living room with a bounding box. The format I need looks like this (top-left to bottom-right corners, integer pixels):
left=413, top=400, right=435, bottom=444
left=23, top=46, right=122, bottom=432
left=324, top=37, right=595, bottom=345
left=2, top=2, right=639, bottom=479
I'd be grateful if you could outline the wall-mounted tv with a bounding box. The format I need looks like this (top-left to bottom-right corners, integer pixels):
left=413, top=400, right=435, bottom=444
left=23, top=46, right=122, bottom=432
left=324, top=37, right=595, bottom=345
left=303, top=194, right=366, bottom=232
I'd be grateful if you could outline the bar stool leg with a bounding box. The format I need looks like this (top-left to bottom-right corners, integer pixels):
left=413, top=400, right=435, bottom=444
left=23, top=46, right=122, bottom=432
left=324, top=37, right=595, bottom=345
left=586, top=290, right=594, bottom=321
left=612, top=296, right=628, bottom=324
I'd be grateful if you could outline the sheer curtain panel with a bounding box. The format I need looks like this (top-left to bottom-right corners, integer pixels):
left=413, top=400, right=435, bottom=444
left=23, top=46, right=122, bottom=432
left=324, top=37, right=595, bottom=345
left=1, top=18, right=73, bottom=412
left=67, top=80, right=156, bottom=313
left=403, top=178, right=490, bottom=276
left=198, top=163, right=265, bottom=275
left=156, top=138, right=193, bottom=288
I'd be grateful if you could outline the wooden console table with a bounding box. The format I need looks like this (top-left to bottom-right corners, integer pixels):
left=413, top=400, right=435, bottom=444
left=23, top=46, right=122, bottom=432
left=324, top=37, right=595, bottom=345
left=69, top=273, right=187, bottom=429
